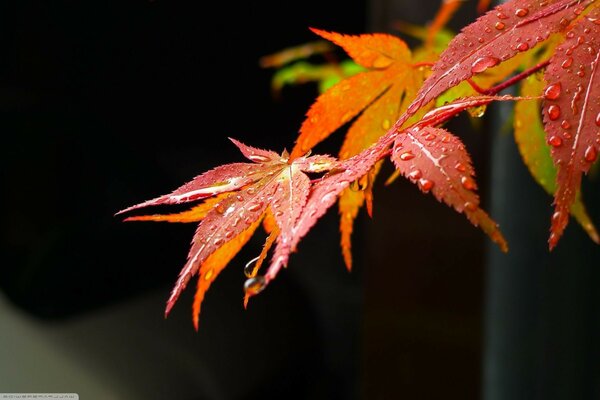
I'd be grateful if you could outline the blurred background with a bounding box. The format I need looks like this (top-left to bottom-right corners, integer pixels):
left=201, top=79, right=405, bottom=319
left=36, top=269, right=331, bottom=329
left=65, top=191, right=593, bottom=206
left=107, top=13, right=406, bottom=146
left=1, top=1, right=599, bottom=399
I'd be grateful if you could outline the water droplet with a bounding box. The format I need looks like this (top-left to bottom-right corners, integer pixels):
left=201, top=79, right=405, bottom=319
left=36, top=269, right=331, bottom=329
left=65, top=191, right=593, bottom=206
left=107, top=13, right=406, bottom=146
left=399, top=151, right=415, bottom=161
left=236, top=195, right=244, bottom=201
left=496, top=11, right=508, bottom=19
left=464, top=202, right=477, bottom=212
left=563, top=131, right=572, bottom=139
left=424, top=133, right=436, bottom=141
left=372, top=55, right=393, bottom=69
left=561, top=57, right=573, bottom=68
left=478, top=37, right=485, bottom=43
left=247, top=188, right=256, bottom=195
left=471, top=56, right=500, bottom=74
left=548, top=135, right=563, bottom=147
left=408, top=169, right=422, bottom=180
left=561, top=120, right=570, bottom=129
left=225, top=230, right=234, bottom=239
left=215, top=204, right=225, bottom=214
left=584, top=146, right=598, bottom=162
left=552, top=211, right=562, bottom=222
left=515, top=8, right=529, bottom=17
left=584, top=27, right=591, bottom=34
left=559, top=17, right=569, bottom=27
left=516, top=42, right=529, bottom=52
left=244, top=256, right=260, bottom=278
left=495, top=21, right=505, bottom=30
left=244, top=276, right=266, bottom=296
left=567, top=31, right=575, bottom=39
left=547, top=105, right=560, bottom=121
left=418, top=178, right=434, bottom=193
left=247, top=202, right=263, bottom=212
left=382, top=119, right=391, bottom=130
left=204, top=269, right=214, bottom=281
left=544, top=83, right=561, bottom=100
left=407, top=99, right=422, bottom=115
left=461, top=176, right=476, bottom=190
left=595, top=112, right=600, bottom=126
left=214, top=238, right=224, bottom=246
left=484, top=26, right=492, bottom=33
left=455, top=162, right=467, bottom=172
left=577, top=70, right=585, bottom=77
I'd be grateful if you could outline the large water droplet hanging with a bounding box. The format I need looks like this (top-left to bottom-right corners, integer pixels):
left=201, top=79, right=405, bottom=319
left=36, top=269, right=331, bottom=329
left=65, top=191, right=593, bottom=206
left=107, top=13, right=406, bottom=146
left=244, top=256, right=260, bottom=278
left=244, top=275, right=266, bottom=296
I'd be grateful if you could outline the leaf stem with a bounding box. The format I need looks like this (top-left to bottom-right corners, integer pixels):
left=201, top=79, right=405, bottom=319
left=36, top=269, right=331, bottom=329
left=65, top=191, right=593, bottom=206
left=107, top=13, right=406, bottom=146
left=467, top=60, right=551, bottom=95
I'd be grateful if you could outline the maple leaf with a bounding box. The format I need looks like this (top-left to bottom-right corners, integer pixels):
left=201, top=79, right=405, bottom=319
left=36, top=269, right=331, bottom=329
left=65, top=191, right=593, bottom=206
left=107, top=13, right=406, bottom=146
left=515, top=73, right=599, bottom=244
left=542, top=8, right=600, bottom=249
left=117, top=138, right=337, bottom=327
left=406, top=0, right=597, bottom=118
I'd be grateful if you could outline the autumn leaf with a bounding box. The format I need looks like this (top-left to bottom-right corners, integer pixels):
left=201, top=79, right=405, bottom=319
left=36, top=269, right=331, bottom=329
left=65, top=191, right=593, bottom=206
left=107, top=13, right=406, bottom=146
left=406, top=0, right=596, bottom=118
left=515, top=73, right=599, bottom=244
left=391, top=125, right=507, bottom=251
left=542, top=8, right=600, bottom=249
left=118, top=138, right=337, bottom=325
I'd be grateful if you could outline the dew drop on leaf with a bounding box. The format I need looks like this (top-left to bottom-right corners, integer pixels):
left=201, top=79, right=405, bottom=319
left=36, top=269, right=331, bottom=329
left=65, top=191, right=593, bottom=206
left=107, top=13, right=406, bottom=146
left=244, top=256, right=260, bottom=278
left=495, top=22, right=506, bottom=30
left=461, top=176, right=476, bottom=190
left=544, top=83, right=561, bottom=100
left=464, top=201, right=477, bottom=212
left=244, top=275, right=266, bottom=296
left=418, top=178, right=434, bottom=192
left=400, top=151, right=416, bottom=161
left=408, top=169, right=422, bottom=180
left=515, top=8, right=529, bottom=17
left=584, top=146, right=598, bottom=162
left=471, top=56, right=500, bottom=74
left=548, top=135, right=563, bottom=147
left=595, top=112, right=600, bottom=126
left=562, top=57, right=574, bottom=68
left=516, top=43, right=529, bottom=52
left=547, top=105, right=561, bottom=121
left=455, top=162, right=467, bottom=172
left=247, top=202, right=263, bottom=212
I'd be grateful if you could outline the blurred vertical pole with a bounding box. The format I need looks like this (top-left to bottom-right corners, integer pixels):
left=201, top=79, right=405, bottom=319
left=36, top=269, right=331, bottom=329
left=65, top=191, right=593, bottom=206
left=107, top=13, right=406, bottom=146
left=482, top=1, right=600, bottom=397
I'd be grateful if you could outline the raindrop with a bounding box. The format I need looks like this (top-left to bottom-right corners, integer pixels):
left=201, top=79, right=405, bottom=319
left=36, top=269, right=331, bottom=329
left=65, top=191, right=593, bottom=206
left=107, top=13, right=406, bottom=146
left=455, top=162, right=467, bottom=172
left=471, top=56, right=500, bottom=73
left=595, top=112, right=600, bottom=126
left=544, top=83, right=561, bottom=100
left=399, top=151, right=415, bottom=161
left=548, top=135, right=563, bottom=147
left=515, top=8, right=529, bottom=17
left=214, top=238, right=224, bottom=246
left=244, top=256, right=260, bottom=278
left=516, top=42, right=529, bottom=52
left=461, top=176, right=476, bottom=190
left=547, top=105, right=560, bottom=121
left=561, top=120, right=570, bottom=129
left=247, top=202, right=263, bottom=212
left=408, top=169, right=422, bottom=180
left=215, top=204, right=226, bottom=214
left=225, top=230, right=234, bottom=239
left=244, top=276, right=266, bottom=296
left=464, top=202, right=477, bottom=212
left=562, top=57, right=573, bottom=68
left=552, top=211, right=562, bottom=222
left=424, top=133, right=436, bottom=141
left=247, top=187, right=256, bottom=195
left=584, top=146, right=598, bottom=162
left=495, top=21, right=505, bottom=30
left=236, top=195, right=244, bottom=201
left=418, top=178, right=434, bottom=193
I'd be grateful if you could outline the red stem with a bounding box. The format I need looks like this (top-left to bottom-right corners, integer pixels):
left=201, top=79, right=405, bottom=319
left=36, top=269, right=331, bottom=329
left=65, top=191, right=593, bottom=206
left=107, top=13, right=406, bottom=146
left=467, top=60, right=551, bottom=95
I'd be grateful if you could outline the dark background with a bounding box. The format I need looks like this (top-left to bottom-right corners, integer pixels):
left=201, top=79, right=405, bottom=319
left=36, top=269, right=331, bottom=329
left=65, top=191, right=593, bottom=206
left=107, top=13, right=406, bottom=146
left=1, top=1, right=600, bottom=399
